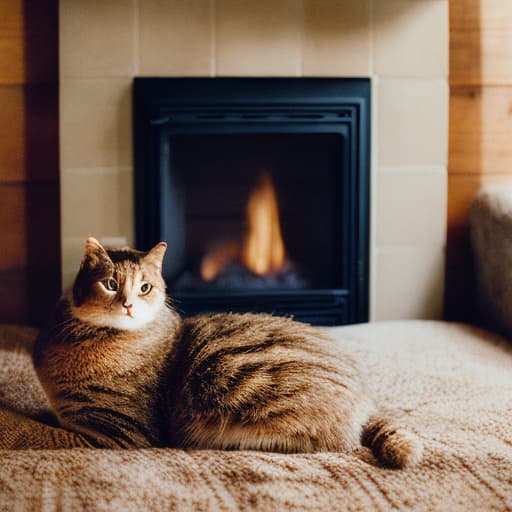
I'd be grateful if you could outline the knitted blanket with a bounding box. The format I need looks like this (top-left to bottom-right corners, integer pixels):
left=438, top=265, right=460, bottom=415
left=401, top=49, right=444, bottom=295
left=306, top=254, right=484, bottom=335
left=1, top=321, right=511, bottom=512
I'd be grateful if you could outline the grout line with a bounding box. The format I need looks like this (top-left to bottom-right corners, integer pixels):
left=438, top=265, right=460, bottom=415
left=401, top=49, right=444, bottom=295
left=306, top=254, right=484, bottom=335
left=378, top=165, right=447, bottom=174
left=369, top=74, right=378, bottom=322
left=376, top=244, right=447, bottom=254
left=378, top=76, right=449, bottom=84
left=368, top=0, right=374, bottom=76
left=62, top=166, right=133, bottom=175
left=210, top=0, right=216, bottom=77
left=60, top=76, right=134, bottom=82
left=133, top=0, right=140, bottom=76
left=297, top=0, right=305, bottom=77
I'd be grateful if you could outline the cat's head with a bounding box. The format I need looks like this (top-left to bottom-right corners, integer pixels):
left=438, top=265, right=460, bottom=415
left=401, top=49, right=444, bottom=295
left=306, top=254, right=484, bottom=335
left=71, top=237, right=168, bottom=331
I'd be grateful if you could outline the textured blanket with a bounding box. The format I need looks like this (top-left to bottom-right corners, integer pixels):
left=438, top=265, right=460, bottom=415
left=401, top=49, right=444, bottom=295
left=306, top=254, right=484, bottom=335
left=1, top=321, right=511, bottom=511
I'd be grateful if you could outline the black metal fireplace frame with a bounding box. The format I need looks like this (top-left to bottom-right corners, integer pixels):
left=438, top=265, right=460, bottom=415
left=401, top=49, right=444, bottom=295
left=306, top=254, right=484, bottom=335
left=134, top=78, right=370, bottom=325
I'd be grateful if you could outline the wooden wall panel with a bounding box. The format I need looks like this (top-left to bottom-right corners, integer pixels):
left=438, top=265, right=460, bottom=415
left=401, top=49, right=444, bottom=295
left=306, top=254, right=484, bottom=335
left=0, top=86, right=25, bottom=181
left=449, top=86, right=512, bottom=175
left=0, top=1, right=25, bottom=84
left=446, top=0, right=512, bottom=321
left=0, top=0, right=60, bottom=326
left=0, top=186, right=27, bottom=269
left=451, top=0, right=512, bottom=86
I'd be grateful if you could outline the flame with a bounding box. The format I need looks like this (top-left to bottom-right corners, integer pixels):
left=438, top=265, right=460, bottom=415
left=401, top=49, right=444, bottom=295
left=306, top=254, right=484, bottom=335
left=199, top=169, right=287, bottom=281
left=200, top=241, right=239, bottom=282
left=241, top=170, right=286, bottom=276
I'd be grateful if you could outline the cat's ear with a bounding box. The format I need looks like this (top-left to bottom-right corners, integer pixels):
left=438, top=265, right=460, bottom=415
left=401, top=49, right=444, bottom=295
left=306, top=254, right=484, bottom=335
left=80, top=237, right=112, bottom=270
left=143, top=242, right=167, bottom=271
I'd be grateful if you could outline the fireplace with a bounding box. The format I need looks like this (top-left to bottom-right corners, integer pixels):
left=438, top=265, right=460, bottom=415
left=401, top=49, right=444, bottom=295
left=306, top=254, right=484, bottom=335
left=134, top=78, right=370, bottom=325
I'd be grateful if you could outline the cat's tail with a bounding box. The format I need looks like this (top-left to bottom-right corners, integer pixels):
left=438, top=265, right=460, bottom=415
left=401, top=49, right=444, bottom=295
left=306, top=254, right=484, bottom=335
left=361, top=415, right=423, bottom=469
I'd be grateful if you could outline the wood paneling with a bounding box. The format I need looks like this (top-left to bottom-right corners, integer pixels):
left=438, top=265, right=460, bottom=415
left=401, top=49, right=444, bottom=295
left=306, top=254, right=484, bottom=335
left=446, top=0, right=512, bottom=320
left=0, top=1, right=25, bottom=84
left=0, top=0, right=60, bottom=325
left=451, top=0, right=512, bottom=86
left=0, top=85, right=25, bottom=181
left=0, top=185, right=27, bottom=269
left=449, top=86, right=512, bottom=175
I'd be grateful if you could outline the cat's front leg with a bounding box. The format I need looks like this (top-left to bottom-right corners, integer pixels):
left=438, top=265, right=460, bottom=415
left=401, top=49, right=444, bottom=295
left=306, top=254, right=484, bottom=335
left=0, top=406, right=113, bottom=449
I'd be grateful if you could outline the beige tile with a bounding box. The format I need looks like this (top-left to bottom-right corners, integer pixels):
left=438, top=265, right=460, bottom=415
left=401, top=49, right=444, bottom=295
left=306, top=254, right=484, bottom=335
left=139, top=0, right=212, bottom=76
left=378, top=79, right=448, bottom=166
left=374, top=0, right=448, bottom=79
left=302, top=0, right=370, bottom=76
left=60, top=0, right=135, bottom=78
left=374, top=245, right=445, bottom=320
left=376, top=168, right=447, bottom=245
left=60, top=79, right=132, bottom=168
left=61, top=167, right=134, bottom=246
left=216, top=0, right=302, bottom=76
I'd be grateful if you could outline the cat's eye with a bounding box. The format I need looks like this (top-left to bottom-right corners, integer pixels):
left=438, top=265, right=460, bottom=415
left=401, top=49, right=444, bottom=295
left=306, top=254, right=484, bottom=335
left=140, top=282, right=152, bottom=295
left=104, top=278, right=118, bottom=292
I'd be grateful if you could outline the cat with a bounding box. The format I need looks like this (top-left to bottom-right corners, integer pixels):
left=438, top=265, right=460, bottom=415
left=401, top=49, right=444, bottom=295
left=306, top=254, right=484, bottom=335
left=31, top=237, right=422, bottom=467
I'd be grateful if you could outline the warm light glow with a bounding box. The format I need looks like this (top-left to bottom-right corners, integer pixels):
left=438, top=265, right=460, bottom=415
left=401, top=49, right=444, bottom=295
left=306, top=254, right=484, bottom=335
left=241, top=170, right=286, bottom=276
left=200, top=242, right=239, bottom=281
left=199, top=169, right=287, bottom=281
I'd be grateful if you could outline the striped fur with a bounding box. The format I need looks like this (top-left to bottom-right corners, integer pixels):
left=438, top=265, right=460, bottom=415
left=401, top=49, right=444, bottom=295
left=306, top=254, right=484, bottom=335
left=168, top=313, right=369, bottom=453
left=168, top=314, right=423, bottom=467
left=361, top=416, right=424, bottom=468
left=33, top=238, right=181, bottom=448
left=33, top=238, right=422, bottom=468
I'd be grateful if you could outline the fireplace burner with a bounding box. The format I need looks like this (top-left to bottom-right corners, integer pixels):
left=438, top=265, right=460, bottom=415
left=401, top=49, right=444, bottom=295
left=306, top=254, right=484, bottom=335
left=134, top=78, right=370, bottom=325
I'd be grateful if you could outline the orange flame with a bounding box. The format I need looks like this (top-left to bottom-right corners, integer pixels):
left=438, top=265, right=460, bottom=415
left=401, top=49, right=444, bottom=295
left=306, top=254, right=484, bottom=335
left=200, top=169, right=287, bottom=281
left=241, top=170, right=286, bottom=276
left=200, top=241, right=239, bottom=282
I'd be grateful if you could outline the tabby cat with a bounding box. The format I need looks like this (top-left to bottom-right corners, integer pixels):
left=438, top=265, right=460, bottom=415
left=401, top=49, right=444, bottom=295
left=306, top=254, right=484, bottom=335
left=32, top=237, right=422, bottom=467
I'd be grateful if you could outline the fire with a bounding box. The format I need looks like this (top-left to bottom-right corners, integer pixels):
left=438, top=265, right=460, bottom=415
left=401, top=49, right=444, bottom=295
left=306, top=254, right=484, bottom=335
left=200, top=241, right=239, bottom=282
left=199, top=169, right=287, bottom=281
left=241, top=170, right=286, bottom=276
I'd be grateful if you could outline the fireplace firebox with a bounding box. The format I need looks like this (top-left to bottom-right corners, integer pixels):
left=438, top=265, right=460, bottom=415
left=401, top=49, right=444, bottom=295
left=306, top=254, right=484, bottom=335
left=134, top=78, right=370, bottom=325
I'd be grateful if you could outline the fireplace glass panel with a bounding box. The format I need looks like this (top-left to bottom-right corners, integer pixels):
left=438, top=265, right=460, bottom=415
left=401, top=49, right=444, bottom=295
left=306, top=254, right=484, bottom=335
left=162, top=132, right=344, bottom=292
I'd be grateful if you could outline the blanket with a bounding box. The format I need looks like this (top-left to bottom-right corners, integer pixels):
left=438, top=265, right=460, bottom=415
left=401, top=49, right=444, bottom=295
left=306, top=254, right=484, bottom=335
left=0, top=321, right=511, bottom=511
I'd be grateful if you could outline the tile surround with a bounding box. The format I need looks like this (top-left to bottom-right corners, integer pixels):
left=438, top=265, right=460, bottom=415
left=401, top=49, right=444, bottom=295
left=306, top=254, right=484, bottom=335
left=60, top=0, right=136, bottom=78
left=59, top=0, right=449, bottom=321
left=302, top=0, right=370, bottom=76
left=61, top=167, right=133, bottom=244
left=216, top=0, right=302, bottom=76
left=374, top=0, right=448, bottom=79
left=378, top=79, right=448, bottom=166
left=376, top=168, right=447, bottom=246
left=374, top=245, right=445, bottom=320
left=60, top=79, right=132, bottom=168
left=139, top=0, right=212, bottom=76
